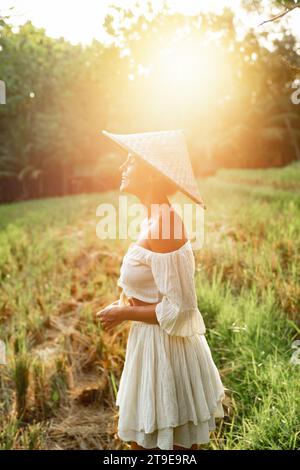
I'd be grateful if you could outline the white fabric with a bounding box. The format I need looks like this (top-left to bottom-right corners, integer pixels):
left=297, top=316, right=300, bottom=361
left=116, top=241, right=226, bottom=450
left=150, top=241, right=206, bottom=336
left=118, top=240, right=206, bottom=336
left=117, top=244, right=163, bottom=303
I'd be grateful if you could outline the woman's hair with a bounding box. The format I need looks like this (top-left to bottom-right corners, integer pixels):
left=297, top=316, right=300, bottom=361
left=135, top=154, right=178, bottom=197
left=148, top=165, right=178, bottom=197
left=159, top=174, right=178, bottom=197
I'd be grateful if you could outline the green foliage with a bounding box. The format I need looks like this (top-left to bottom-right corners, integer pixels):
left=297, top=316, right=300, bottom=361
left=0, top=18, right=119, bottom=201
left=12, top=353, right=30, bottom=420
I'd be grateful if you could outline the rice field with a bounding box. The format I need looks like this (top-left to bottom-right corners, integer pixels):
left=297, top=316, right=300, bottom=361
left=0, top=162, right=299, bottom=450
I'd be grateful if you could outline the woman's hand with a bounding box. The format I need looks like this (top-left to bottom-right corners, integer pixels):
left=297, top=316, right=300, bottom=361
left=95, top=301, right=125, bottom=332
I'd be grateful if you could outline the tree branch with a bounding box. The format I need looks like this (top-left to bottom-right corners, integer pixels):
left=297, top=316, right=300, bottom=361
left=258, top=4, right=299, bottom=26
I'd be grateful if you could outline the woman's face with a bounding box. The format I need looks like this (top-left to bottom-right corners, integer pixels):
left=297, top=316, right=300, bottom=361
left=119, top=153, right=147, bottom=196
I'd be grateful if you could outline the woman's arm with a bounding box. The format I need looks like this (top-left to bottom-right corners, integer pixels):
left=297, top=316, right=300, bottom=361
left=121, top=303, right=160, bottom=325
left=96, top=302, right=159, bottom=332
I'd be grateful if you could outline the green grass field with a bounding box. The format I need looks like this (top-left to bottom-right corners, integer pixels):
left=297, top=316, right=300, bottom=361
left=0, top=163, right=300, bottom=450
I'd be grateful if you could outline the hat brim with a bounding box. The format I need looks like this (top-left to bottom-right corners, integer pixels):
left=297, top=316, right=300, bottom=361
left=101, top=129, right=206, bottom=209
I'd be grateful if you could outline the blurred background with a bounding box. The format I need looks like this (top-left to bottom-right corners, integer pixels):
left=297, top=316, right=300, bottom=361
left=1, top=1, right=300, bottom=450
left=0, top=0, right=299, bottom=203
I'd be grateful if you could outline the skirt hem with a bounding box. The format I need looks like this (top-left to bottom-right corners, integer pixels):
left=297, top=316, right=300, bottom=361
left=116, top=393, right=225, bottom=433
left=117, top=416, right=219, bottom=450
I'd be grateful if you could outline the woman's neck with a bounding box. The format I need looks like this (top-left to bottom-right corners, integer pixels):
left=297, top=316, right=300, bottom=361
left=140, top=194, right=171, bottom=220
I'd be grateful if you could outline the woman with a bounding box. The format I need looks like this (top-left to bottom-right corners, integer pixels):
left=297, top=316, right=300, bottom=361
left=97, top=130, right=226, bottom=451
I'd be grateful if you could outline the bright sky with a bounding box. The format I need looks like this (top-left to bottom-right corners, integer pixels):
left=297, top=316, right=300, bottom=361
left=1, top=0, right=300, bottom=45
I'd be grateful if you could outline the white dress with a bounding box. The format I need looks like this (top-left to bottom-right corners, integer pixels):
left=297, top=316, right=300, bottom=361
left=116, top=239, right=226, bottom=450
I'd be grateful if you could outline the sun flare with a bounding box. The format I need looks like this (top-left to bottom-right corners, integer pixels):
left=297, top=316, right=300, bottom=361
left=127, top=27, right=231, bottom=125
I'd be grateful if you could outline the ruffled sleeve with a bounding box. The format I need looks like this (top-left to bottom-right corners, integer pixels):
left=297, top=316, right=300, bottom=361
left=150, top=244, right=206, bottom=337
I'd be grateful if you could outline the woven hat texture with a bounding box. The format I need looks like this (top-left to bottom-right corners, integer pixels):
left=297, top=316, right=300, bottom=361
left=102, top=129, right=205, bottom=209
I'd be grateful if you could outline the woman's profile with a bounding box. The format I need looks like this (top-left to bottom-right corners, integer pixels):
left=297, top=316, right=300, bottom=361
left=96, top=129, right=226, bottom=451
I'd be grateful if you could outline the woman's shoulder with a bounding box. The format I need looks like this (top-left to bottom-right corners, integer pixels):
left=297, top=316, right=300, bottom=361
left=147, top=207, right=188, bottom=254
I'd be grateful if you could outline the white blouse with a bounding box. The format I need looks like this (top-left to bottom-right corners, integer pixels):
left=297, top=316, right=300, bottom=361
left=117, top=239, right=206, bottom=337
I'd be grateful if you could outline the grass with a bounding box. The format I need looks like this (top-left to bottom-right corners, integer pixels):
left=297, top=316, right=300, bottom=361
left=0, top=162, right=300, bottom=449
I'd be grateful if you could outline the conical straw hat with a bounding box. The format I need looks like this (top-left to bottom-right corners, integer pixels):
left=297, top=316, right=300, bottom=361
left=102, top=129, right=206, bottom=209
